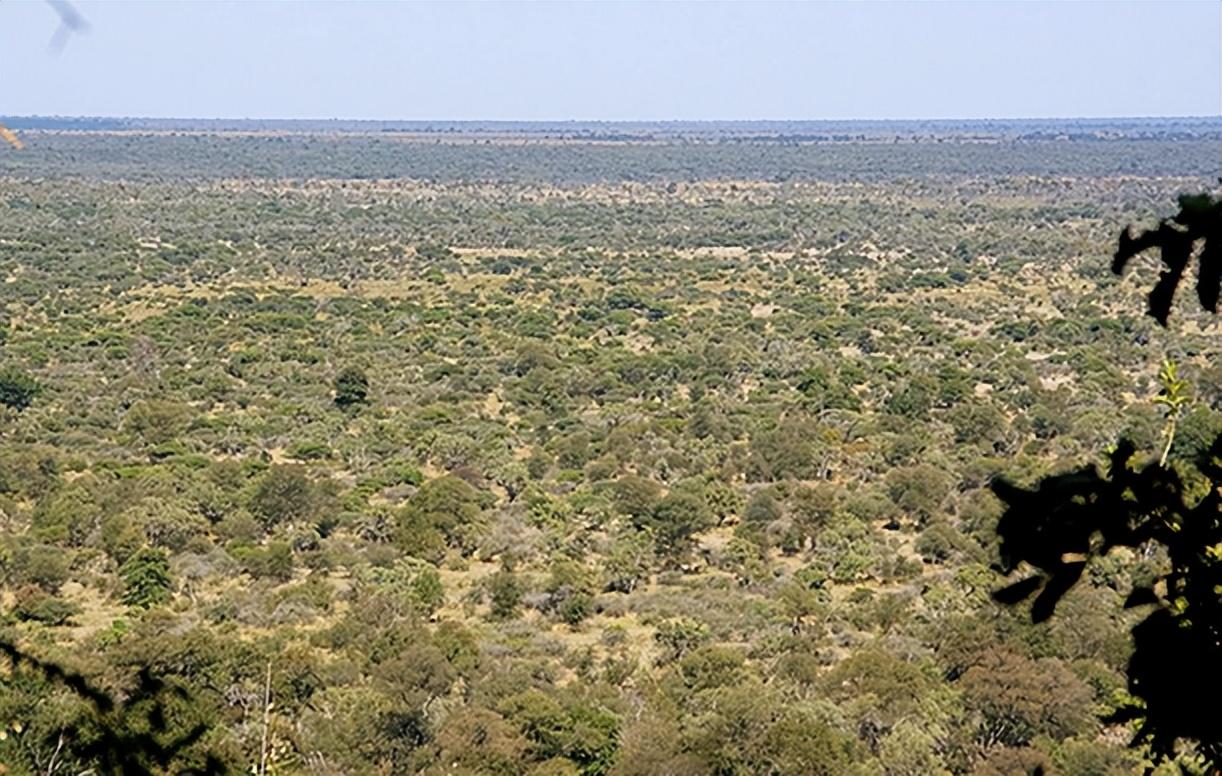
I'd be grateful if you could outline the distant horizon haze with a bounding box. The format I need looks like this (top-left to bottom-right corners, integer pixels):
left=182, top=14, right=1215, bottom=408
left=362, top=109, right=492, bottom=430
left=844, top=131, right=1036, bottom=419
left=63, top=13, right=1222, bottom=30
left=4, top=114, right=1222, bottom=124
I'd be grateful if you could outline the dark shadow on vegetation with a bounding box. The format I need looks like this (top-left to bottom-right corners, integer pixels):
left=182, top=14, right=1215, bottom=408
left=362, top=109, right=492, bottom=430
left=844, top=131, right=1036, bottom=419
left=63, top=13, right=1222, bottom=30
left=991, top=193, right=1222, bottom=769
left=0, top=637, right=227, bottom=774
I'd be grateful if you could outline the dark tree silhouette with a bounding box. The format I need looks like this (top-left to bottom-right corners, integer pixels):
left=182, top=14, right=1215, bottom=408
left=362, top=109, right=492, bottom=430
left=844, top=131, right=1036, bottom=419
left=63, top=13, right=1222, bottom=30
left=333, top=365, right=371, bottom=412
left=0, top=366, right=41, bottom=412
left=991, top=192, right=1222, bottom=769
left=1113, top=193, right=1222, bottom=326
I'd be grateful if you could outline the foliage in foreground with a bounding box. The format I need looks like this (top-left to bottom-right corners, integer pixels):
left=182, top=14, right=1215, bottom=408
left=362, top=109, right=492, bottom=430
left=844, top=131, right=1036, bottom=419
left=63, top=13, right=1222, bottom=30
left=993, top=194, right=1222, bottom=768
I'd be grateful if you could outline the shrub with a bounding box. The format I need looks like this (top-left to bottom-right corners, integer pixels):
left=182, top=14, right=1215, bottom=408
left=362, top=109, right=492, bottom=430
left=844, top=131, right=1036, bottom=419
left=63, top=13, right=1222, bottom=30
left=120, top=548, right=174, bottom=609
left=249, top=465, right=322, bottom=531
left=488, top=569, right=523, bottom=620
left=12, top=585, right=82, bottom=625
left=0, top=366, right=40, bottom=412
left=333, top=366, right=370, bottom=412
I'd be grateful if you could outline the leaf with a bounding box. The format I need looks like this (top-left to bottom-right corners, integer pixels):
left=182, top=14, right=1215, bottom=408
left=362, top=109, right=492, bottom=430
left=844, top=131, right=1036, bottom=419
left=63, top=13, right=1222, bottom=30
left=1031, top=561, right=1085, bottom=623
left=1114, top=226, right=1161, bottom=274
left=991, top=575, right=1043, bottom=605
left=1147, top=227, right=1193, bottom=325
left=1113, top=194, right=1222, bottom=325
left=1124, top=586, right=1160, bottom=608
left=1103, top=705, right=1145, bottom=725
left=1196, top=228, right=1222, bottom=312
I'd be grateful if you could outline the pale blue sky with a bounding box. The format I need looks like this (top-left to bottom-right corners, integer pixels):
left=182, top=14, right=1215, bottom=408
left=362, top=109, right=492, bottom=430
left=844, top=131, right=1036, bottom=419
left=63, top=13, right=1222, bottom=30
left=1, top=0, right=1219, bottom=120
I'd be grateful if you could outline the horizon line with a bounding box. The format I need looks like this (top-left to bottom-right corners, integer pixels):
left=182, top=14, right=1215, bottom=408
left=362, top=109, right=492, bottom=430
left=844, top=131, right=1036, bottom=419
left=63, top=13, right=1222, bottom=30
left=5, top=113, right=1221, bottom=124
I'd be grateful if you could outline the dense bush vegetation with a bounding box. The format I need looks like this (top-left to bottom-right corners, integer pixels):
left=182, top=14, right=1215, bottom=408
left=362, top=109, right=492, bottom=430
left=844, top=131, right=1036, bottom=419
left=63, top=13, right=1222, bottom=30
left=0, top=122, right=1219, bottom=773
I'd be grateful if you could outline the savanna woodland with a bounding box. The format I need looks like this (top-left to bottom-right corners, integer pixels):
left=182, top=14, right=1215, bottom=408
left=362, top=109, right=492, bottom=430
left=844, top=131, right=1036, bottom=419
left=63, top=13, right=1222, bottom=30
left=1, top=117, right=1220, bottom=775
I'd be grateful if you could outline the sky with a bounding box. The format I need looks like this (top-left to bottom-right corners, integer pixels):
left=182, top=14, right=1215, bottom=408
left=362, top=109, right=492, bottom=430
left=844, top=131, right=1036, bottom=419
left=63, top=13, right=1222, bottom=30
left=0, top=0, right=1219, bottom=121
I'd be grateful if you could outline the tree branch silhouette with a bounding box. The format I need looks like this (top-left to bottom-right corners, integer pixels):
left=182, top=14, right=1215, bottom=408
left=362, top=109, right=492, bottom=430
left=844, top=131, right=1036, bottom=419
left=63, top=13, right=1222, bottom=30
left=992, top=193, right=1222, bottom=769
left=0, top=635, right=227, bottom=774
left=1112, top=193, right=1222, bottom=325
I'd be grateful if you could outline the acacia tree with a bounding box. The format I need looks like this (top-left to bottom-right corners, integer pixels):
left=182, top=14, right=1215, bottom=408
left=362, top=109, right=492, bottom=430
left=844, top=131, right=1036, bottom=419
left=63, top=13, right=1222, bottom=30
left=991, top=193, right=1222, bottom=767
